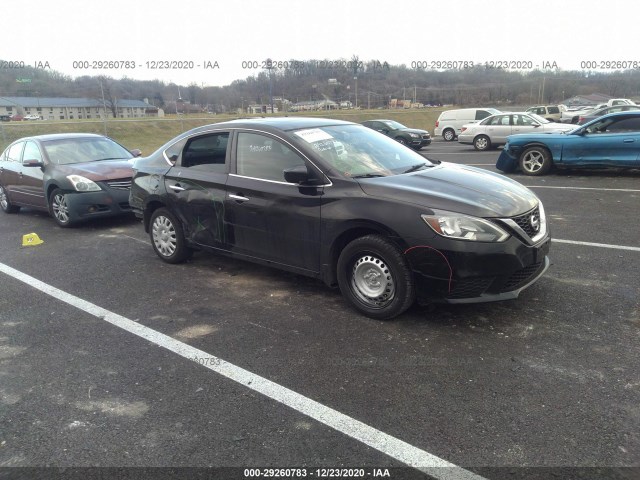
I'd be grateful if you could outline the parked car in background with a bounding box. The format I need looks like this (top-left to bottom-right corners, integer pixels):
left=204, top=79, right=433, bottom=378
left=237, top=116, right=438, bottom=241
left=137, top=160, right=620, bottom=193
left=496, top=111, right=640, bottom=175
left=361, top=119, right=431, bottom=149
left=9, top=114, right=24, bottom=121
left=0, top=115, right=10, bottom=122
left=577, top=104, right=640, bottom=124
left=525, top=105, right=565, bottom=122
left=0, top=134, right=140, bottom=227
left=560, top=105, right=596, bottom=124
left=434, top=107, right=501, bottom=141
left=23, top=114, right=42, bottom=121
left=458, top=112, right=576, bottom=151
left=130, top=117, right=550, bottom=320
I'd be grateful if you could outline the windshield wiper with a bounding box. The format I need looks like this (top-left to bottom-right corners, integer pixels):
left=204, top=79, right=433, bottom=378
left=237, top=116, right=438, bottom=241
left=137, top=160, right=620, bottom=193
left=351, top=173, right=386, bottom=178
left=403, top=163, right=431, bottom=173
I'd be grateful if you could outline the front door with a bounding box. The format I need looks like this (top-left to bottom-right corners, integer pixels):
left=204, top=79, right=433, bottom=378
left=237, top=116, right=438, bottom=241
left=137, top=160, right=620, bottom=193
left=225, top=131, right=323, bottom=274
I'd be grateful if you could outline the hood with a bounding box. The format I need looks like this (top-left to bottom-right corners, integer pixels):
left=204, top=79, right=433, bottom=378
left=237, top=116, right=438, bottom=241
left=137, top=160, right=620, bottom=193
left=401, top=128, right=430, bottom=135
left=357, top=163, right=538, bottom=218
left=53, top=159, right=134, bottom=181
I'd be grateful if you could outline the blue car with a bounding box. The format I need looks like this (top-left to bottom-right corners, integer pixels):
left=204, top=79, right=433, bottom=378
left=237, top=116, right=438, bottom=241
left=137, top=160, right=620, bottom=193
left=496, top=111, right=640, bottom=175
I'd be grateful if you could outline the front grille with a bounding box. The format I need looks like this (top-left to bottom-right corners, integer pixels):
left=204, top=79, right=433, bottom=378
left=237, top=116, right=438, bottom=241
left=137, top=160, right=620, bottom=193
left=512, top=206, right=541, bottom=239
left=447, top=277, right=494, bottom=299
left=502, top=261, right=544, bottom=291
left=106, top=178, right=132, bottom=190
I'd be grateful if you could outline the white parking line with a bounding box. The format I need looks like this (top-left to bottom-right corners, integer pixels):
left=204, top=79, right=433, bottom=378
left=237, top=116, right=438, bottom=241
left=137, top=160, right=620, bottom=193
left=552, top=239, right=640, bottom=252
left=525, top=186, right=640, bottom=193
left=0, top=261, right=485, bottom=480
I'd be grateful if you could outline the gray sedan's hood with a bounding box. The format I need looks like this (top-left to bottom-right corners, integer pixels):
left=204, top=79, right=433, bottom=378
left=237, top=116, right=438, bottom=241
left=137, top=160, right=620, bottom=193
left=357, top=163, right=539, bottom=218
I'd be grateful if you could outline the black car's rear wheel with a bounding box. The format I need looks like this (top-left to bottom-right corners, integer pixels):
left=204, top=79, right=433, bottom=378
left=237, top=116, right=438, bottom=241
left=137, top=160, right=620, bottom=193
left=337, top=235, right=414, bottom=320
left=49, top=189, right=75, bottom=227
left=519, top=146, right=552, bottom=176
left=0, top=185, right=20, bottom=214
left=396, top=137, right=407, bottom=145
left=149, top=207, right=192, bottom=263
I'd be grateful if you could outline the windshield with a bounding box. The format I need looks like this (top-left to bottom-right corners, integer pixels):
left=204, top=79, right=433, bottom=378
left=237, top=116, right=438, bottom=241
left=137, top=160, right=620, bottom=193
left=43, top=137, right=133, bottom=165
left=528, top=113, right=551, bottom=124
left=294, top=125, right=435, bottom=178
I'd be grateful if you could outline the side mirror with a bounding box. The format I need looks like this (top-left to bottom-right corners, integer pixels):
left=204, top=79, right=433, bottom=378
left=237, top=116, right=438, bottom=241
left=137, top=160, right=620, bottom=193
left=283, top=165, right=311, bottom=184
left=532, top=123, right=540, bottom=128
left=23, top=159, right=44, bottom=167
left=130, top=149, right=142, bottom=157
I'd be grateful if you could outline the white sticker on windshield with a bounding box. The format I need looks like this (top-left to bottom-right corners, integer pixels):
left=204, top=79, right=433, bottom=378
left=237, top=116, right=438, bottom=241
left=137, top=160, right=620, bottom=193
left=294, top=128, right=334, bottom=143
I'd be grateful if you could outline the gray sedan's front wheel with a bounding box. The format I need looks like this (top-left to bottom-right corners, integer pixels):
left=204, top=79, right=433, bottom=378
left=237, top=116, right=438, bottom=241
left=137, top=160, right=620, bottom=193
left=473, top=135, right=491, bottom=151
left=519, top=146, right=552, bottom=176
left=149, top=207, right=192, bottom=264
left=337, top=235, right=415, bottom=320
left=49, top=189, right=75, bottom=227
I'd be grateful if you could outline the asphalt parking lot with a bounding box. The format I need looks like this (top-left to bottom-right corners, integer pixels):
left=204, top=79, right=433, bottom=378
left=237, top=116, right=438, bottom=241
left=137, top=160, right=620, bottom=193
left=0, top=139, right=638, bottom=480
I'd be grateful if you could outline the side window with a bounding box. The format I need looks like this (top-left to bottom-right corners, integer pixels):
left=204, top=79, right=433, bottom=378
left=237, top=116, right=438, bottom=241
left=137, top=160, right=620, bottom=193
left=605, top=117, right=640, bottom=132
left=475, top=110, right=491, bottom=121
left=22, top=141, right=43, bottom=162
left=236, top=132, right=306, bottom=182
left=548, top=107, right=560, bottom=114
left=180, top=133, right=229, bottom=172
left=7, top=142, right=25, bottom=162
left=513, top=114, right=534, bottom=126
left=163, top=137, right=188, bottom=165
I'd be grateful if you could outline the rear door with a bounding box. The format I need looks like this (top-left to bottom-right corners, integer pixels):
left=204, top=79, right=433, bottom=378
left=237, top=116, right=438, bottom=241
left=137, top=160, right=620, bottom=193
left=0, top=141, right=25, bottom=204
left=225, top=131, right=323, bottom=274
left=163, top=131, right=231, bottom=249
left=483, top=114, right=512, bottom=144
left=511, top=113, right=541, bottom=137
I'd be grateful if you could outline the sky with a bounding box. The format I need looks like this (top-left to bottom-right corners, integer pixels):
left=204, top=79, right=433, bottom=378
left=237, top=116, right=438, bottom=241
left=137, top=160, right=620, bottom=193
left=5, top=0, right=638, bottom=87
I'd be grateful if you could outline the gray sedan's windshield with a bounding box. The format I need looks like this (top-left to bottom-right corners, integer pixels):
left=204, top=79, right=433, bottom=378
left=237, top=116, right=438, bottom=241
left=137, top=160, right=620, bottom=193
left=43, top=138, right=133, bottom=165
left=293, top=125, right=434, bottom=178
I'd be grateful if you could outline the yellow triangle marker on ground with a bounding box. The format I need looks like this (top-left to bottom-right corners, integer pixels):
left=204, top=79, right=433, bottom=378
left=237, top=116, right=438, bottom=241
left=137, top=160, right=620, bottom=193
left=22, top=233, right=44, bottom=247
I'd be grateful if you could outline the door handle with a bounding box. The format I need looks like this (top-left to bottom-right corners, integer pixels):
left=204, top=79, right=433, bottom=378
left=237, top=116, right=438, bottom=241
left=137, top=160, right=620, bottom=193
left=169, top=184, right=185, bottom=191
left=229, top=193, right=250, bottom=202
left=623, top=139, right=635, bottom=143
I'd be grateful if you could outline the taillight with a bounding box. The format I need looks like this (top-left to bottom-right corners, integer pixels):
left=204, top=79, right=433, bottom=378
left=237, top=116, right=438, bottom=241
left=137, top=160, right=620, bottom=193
left=435, top=120, right=439, bottom=127
left=460, top=127, right=467, bottom=133
left=578, top=117, right=585, bottom=123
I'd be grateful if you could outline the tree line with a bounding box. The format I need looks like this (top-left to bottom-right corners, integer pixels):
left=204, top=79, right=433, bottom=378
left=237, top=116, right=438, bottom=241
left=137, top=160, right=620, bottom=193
left=1, top=58, right=639, bottom=115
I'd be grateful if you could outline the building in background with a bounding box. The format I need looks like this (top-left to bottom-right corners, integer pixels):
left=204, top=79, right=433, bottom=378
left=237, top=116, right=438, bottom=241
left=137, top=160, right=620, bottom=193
left=0, top=97, right=158, bottom=120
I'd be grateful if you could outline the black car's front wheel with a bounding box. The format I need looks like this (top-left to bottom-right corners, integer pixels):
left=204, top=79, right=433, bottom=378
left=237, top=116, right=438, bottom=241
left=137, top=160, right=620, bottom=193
left=395, top=137, right=407, bottom=146
left=149, top=207, right=192, bottom=263
left=337, top=235, right=415, bottom=320
left=49, top=189, right=75, bottom=227
left=0, top=185, right=20, bottom=214
left=519, top=146, right=552, bottom=176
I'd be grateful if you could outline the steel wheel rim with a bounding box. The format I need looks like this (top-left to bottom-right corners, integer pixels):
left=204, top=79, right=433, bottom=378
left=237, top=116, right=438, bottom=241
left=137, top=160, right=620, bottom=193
left=152, top=215, right=177, bottom=257
left=350, top=254, right=395, bottom=308
left=0, top=186, right=7, bottom=210
left=476, top=137, right=488, bottom=150
left=522, top=151, right=544, bottom=173
left=52, top=193, right=70, bottom=224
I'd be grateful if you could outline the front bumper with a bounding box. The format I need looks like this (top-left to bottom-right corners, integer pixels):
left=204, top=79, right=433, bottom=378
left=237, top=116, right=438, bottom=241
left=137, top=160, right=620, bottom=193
left=405, top=234, right=551, bottom=305
left=64, top=188, right=132, bottom=223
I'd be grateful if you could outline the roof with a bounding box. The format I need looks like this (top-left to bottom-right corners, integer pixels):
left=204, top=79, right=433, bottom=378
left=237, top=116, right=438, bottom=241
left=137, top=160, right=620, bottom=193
left=12, top=133, right=106, bottom=143
left=0, top=96, right=153, bottom=108
left=212, top=116, right=355, bottom=131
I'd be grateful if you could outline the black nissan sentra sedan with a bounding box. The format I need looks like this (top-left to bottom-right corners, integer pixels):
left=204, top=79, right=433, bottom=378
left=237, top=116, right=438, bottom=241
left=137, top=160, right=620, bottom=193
left=130, top=117, right=550, bottom=319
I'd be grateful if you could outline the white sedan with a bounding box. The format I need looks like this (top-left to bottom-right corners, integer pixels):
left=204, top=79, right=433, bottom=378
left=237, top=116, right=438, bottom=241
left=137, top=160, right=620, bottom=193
left=458, top=112, right=576, bottom=151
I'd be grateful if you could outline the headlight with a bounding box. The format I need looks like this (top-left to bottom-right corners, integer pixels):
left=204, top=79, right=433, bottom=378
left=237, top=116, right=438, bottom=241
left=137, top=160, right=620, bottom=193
left=409, top=133, right=420, bottom=138
left=67, top=175, right=101, bottom=192
left=422, top=211, right=509, bottom=242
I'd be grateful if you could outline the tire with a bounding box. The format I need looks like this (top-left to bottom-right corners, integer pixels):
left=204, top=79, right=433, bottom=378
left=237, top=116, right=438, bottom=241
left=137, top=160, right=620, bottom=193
left=443, top=129, right=455, bottom=141
left=337, top=235, right=415, bottom=320
left=396, top=137, right=407, bottom=146
left=49, top=188, right=75, bottom=227
left=473, top=135, right=491, bottom=151
left=0, top=185, right=20, bottom=214
left=149, top=207, right=192, bottom=264
left=519, top=146, right=552, bottom=176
